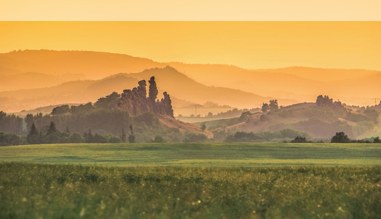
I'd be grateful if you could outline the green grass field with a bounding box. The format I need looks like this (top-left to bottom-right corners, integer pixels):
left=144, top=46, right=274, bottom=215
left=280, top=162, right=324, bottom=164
left=0, top=143, right=380, bottom=218
left=0, top=142, right=380, bottom=166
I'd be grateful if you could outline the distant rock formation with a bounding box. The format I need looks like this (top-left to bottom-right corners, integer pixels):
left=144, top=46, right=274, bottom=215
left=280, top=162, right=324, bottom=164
left=116, top=76, right=174, bottom=117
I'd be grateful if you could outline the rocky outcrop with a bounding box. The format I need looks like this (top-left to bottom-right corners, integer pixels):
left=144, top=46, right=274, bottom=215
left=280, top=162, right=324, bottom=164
left=113, top=76, right=174, bottom=117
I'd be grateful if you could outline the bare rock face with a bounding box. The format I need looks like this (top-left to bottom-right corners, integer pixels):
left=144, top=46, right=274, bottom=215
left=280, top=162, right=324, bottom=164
left=113, top=76, right=174, bottom=117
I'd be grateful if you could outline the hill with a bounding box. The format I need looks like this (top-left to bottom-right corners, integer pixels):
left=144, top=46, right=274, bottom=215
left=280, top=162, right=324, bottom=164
left=202, top=97, right=381, bottom=140
left=1, top=50, right=379, bottom=106
left=0, top=66, right=270, bottom=113
left=1, top=76, right=209, bottom=143
left=0, top=50, right=163, bottom=86
left=168, top=63, right=381, bottom=106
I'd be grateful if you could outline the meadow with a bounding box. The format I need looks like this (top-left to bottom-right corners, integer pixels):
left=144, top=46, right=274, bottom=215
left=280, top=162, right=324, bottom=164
left=0, top=143, right=380, bottom=218
left=0, top=142, right=380, bottom=166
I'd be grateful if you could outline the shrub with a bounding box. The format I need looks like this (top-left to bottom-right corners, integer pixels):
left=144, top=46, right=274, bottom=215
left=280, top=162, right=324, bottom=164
left=331, top=132, right=350, bottom=143
left=0, top=132, right=21, bottom=146
left=373, top=136, right=381, bottom=143
left=291, top=136, right=307, bottom=143
left=183, top=133, right=207, bottom=143
left=153, top=136, right=165, bottom=143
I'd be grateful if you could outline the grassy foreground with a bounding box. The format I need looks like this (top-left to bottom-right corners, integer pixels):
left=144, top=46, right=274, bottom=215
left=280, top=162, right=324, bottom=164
left=0, top=163, right=380, bottom=218
left=0, top=143, right=380, bottom=218
left=0, top=142, right=380, bottom=166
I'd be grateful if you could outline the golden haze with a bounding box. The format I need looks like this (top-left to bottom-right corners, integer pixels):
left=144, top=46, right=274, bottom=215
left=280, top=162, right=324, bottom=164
left=1, top=22, right=381, bottom=70
left=1, top=0, right=381, bottom=20
left=0, top=22, right=380, bottom=111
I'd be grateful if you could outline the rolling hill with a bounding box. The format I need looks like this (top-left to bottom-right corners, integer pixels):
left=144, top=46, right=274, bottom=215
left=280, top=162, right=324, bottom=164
left=0, top=66, right=271, bottom=113
left=1, top=50, right=380, bottom=106
left=202, top=100, right=381, bottom=139
left=168, top=63, right=381, bottom=105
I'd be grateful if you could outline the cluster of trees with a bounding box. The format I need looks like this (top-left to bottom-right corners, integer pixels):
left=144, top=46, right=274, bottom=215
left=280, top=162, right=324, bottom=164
left=26, top=121, right=137, bottom=144
left=26, top=106, right=132, bottom=138
left=291, top=136, right=307, bottom=143
left=0, top=132, right=21, bottom=146
left=330, top=132, right=381, bottom=143
left=0, top=111, right=23, bottom=134
left=0, top=106, right=198, bottom=146
left=316, top=95, right=343, bottom=108
left=27, top=122, right=79, bottom=144
left=225, top=129, right=304, bottom=142
left=288, top=132, right=381, bottom=143
left=261, top=100, right=279, bottom=113
left=51, top=103, right=95, bottom=115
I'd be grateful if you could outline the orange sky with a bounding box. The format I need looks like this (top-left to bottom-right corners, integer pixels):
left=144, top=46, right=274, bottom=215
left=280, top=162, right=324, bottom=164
left=1, top=0, right=381, bottom=20
left=1, top=22, right=380, bottom=70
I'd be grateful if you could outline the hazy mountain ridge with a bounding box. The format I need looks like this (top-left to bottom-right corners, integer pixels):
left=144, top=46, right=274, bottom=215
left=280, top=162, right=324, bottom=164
left=168, top=63, right=381, bottom=105
left=0, top=66, right=271, bottom=113
left=0, top=50, right=164, bottom=91
left=0, top=50, right=380, bottom=110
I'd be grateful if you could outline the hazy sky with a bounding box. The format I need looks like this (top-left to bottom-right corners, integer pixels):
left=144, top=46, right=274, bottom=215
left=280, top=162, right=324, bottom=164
left=1, top=22, right=380, bottom=70
left=0, top=0, right=381, bottom=20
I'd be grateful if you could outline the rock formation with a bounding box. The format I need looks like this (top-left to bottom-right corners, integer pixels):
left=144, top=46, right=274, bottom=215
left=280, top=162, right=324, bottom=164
left=110, top=76, right=174, bottom=117
left=148, top=76, right=158, bottom=102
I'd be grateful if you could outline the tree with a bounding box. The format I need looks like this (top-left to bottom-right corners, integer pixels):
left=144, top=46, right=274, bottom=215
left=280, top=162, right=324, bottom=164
left=69, top=133, right=83, bottom=143
left=331, top=132, right=350, bottom=143
left=121, top=128, right=127, bottom=142
left=201, top=124, right=206, bottom=132
left=240, top=111, right=252, bottom=119
left=27, top=123, right=40, bottom=144
left=83, top=129, right=94, bottom=143
left=153, top=136, right=165, bottom=143
left=44, top=121, right=61, bottom=143
left=25, top=114, right=34, bottom=129
left=316, top=95, right=333, bottom=106
left=128, top=125, right=135, bottom=143
left=0, top=132, right=21, bottom=146
left=51, top=105, right=70, bottom=115
left=261, top=103, right=269, bottom=113
left=47, top=121, right=57, bottom=135
left=95, top=92, right=120, bottom=108
left=269, top=99, right=279, bottom=111
left=374, top=136, right=381, bottom=143
left=0, top=111, right=23, bottom=134
left=0, top=111, right=5, bottom=120
left=291, top=136, right=307, bottom=143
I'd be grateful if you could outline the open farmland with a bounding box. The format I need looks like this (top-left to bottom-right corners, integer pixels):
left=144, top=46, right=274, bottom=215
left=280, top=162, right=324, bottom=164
left=0, top=143, right=380, bottom=166
left=0, top=143, right=380, bottom=218
left=0, top=163, right=380, bottom=218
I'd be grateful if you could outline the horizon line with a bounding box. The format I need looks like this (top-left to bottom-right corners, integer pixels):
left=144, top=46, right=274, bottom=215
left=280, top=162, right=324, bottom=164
left=3, top=49, right=381, bottom=72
